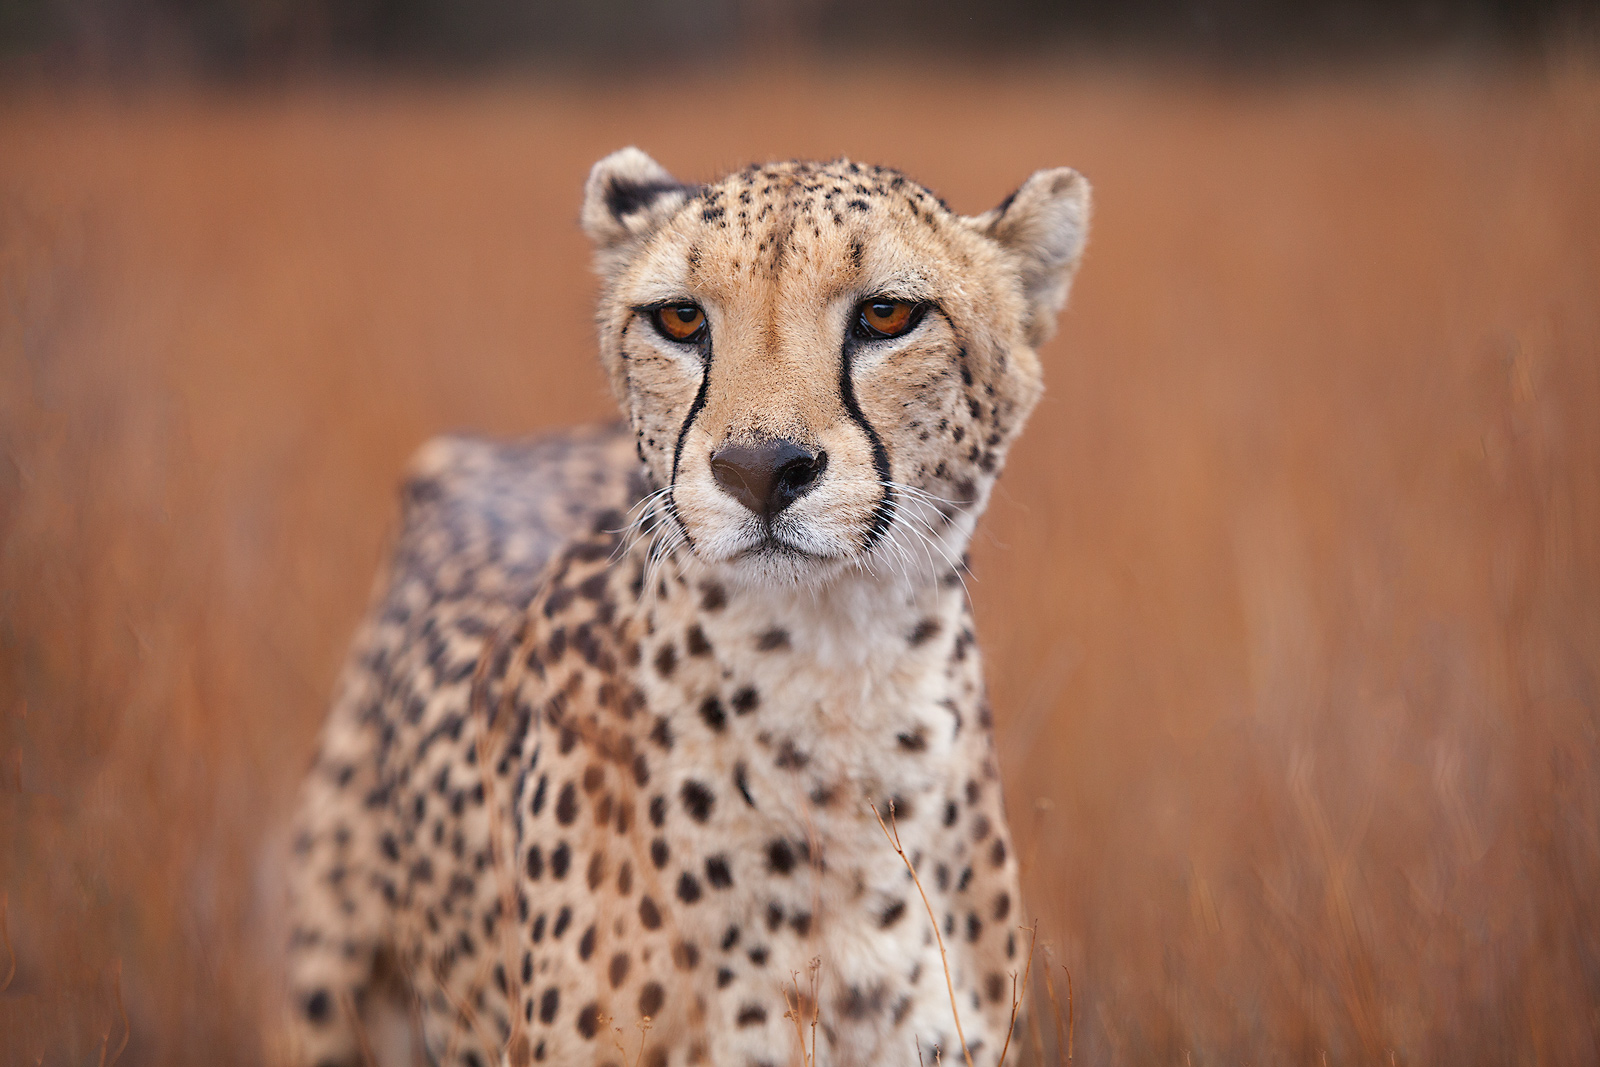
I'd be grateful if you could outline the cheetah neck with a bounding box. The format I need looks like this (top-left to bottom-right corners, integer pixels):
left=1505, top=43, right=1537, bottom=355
left=626, top=539, right=981, bottom=763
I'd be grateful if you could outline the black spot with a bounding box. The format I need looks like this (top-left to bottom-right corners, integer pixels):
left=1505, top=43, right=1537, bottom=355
left=686, top=625, right=712, bottom=656
left=908, top=618, right=941, bottom=646
left=967, top=913, right=982, bottom=942
left=700, top=584, right=727, bottom=611
left=943, top=801, right=959, bottom=827
left=766, top=901, right=784, bottom=930
left=699, top=696, right=726, bottom=732
left=972, top=814, right=991, bottom=841
left=532, top=913, right=546, bottom=942
left=539, top=987, right=560, bottom=1024
left=987, top=973, right=1008, bottom=1004
left=650, top=838, right=670, bottom=868
left=654, top=643, right=678, bottom=677
left=756, top=628, right=790, bottom=651
left=897, top=729, right=928, bottom=752
left=639, top=981, right=665, bottom=1016
left=836, top=984, right=886, bottom=1019
left=587, top=851, right=606, bottom=889
left=639, top=895, right=662, bottom=929
left=552, top=906, right=572, bottom=939
left=881, top=900, right=907, bottom=927
left=576, top=1002, right=600, bottom=1039
left=790, top=912, right=812, bottom=936
left=303, top=988, right=331, bottom=1025
left=617, top=861, right=633, bottom=895
left=991, top=838, right=1008, bottom=866
left=649, top=794, right=668, bottom=827
left=994, top=892, right=1011, bottom=920
left=747, top=946, right=769, bottom=966
left=673, top=941, right=700, bottom=970
left=609, top=952, right=630, bottom=987
left=550, top=843, right=571, bottom=879
left=735, top=763, right=756, bottom=807
left=774, top=739, right=809, bottom=770
left=526, top=846, right=544, bottom=880
left=578, top=924, right=596, bottom=960
left=530, top=774, right=548, bottom=815
left=878, top=794, right=912, bottom=822
left=681, top=780, right=715, bottom=822
left=706, top=855, right=733, bottom=888
left=544, top=586, right=573, bottom=617
left=767, top=839, right=795, bottom=874
left=731, top=686, right=760, bottom=714
left=650, top=716, right=674, bottom=750
left=677, top=871, right=703, bottom=903
left=717, top=967, right=735, bottom=988
left=556, top=782, right=579, bottom=825
left=737, top=1004, right=767, bottom=1027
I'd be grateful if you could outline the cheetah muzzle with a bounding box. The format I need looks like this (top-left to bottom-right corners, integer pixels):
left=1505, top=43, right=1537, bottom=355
left=284, top=148, right=1090, bottom=1067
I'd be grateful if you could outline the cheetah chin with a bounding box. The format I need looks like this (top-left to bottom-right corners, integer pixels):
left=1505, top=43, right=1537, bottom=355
left=284, top=149, right=1089, bottom=1067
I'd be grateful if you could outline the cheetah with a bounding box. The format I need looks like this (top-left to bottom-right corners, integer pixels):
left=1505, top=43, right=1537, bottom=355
left=283, top=148, right=1090, bottom=1067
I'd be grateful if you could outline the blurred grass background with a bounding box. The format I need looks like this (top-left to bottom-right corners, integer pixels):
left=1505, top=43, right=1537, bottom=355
left=2, top=3, right=1600, bottom=1064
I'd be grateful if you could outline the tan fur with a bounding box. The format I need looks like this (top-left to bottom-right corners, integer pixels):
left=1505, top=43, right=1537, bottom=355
left=282, top=151, right=1089, bottom=1067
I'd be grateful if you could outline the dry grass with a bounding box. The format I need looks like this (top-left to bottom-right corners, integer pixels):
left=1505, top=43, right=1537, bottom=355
left=2, top=59, right=1599, bottom=1065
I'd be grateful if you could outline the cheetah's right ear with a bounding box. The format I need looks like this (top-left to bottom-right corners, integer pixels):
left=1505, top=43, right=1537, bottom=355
left=973, top=167, right=1092, bottom=346
left=582, top=148, right=699, bottom=251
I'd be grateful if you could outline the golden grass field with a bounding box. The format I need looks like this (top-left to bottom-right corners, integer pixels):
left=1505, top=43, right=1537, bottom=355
left=2, top=61, right=1599, bottom=1065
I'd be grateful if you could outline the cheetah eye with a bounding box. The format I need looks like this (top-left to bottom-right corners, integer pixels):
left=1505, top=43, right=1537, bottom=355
left=651, top=304, right=707, bottom=343
left=855, top=299, right=922, bottom=340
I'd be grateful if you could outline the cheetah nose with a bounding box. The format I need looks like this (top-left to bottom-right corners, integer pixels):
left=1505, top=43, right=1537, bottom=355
left=710, top=439, right=828, bottom=521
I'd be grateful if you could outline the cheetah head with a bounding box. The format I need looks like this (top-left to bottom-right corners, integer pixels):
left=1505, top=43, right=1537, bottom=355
left=582, top=149, right=1089, bottom=589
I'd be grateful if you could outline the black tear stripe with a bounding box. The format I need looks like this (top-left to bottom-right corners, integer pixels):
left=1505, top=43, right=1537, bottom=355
left=666, top=332, right=715, bottom=551
left=839, top=338, right=895, bottom=550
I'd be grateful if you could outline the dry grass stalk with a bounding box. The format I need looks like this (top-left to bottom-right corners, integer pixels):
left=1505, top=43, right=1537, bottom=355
left=339, top=989, right=379, bottom=1067
left=96, top=959, right=129, bottom=1067
left=995, top=923, right=1038, bottom=1065
left=1, top=892, right=15, bottom=994
left=783, top=957, right=822, bottom=1067
left=871, top=797, right=974, bottom=1067
left=1040, top=950, right=1071, bottom=1065
left=432, top=955, right=501, bottom=1063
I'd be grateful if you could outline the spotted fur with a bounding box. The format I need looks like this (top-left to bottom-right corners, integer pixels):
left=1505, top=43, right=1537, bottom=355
left=284, top=150, right=1090, bottom=1067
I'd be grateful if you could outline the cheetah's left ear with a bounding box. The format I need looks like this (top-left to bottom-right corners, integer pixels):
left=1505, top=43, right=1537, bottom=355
left=973, top=167, right=1091, bottom=346
left=582, top=147, right=700, bottom=251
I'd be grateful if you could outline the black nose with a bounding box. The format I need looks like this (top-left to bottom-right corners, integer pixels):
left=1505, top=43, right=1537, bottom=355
left=710, top=439, right=828, bottom=521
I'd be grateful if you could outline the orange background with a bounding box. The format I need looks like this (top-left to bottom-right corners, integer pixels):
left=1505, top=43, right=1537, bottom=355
left=3, top=64, right=1599, bottom=1064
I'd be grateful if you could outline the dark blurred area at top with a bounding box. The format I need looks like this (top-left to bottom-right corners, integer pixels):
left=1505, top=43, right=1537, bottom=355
left=1, top=0, right=1596, bottom=78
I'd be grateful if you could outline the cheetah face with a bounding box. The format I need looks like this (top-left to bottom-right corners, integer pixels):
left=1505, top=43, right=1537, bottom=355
left=582, top=149, right=1089, bottom=588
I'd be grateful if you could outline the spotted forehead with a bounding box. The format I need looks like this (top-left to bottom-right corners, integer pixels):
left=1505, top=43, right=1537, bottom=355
left=677, top=160, right=958, bottom=289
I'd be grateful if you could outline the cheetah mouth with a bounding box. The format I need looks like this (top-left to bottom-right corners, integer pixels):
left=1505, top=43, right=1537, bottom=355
left=738, top=534, right=832, bottom=563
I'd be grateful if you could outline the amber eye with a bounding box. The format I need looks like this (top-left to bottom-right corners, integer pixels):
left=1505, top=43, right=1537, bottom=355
left=857, top=299, right=919, bottom=339
left=651, top=304, right=706, bottom=343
